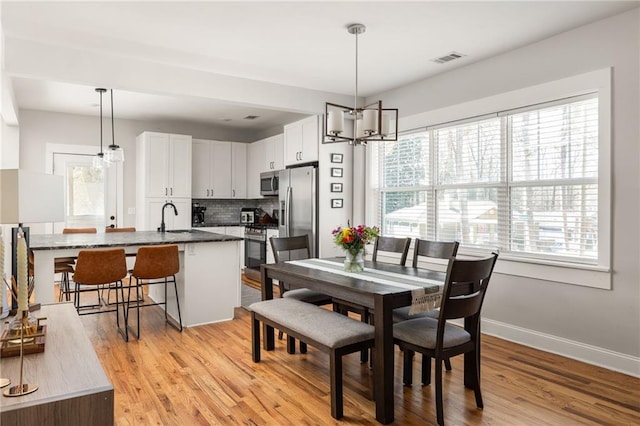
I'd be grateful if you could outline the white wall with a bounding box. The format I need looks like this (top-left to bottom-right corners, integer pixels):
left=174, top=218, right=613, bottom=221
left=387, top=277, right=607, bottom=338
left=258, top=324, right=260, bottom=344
left=18, top=110, right=257, bottom=227
left=365, top=9, right=640, bottom=374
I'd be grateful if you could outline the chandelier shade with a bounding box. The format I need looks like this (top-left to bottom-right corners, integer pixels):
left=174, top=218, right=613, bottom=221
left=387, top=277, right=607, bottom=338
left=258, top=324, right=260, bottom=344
left=324, top=23, right=398, bottom=145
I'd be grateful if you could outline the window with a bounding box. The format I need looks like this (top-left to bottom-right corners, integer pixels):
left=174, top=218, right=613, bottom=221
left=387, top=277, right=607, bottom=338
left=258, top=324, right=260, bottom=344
left=371, top=94, right=599, bottom=266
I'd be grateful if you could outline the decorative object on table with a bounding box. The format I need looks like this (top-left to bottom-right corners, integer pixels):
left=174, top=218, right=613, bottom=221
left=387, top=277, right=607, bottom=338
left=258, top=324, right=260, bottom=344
left=3, top=228, right=39, bottom=397
left=0, top=169, right=64, bottom=309
left=331, top=199, right=343, bottom=209
left=324, top=23, right=398, bottom=146
left=332, top=224, right=379, bottom=272
left=0, top=228, right=10, bottom=388
left=330, top=167, right=343, bottom=178
left=330, top=183, right=343, bottom=193
left=330, top=153, right=343, bottom=163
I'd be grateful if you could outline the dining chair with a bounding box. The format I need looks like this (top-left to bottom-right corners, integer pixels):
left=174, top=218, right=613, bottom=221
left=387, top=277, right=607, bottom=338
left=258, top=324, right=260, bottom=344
left=269, top=235, right=333, bottom=352
left=393, top=252, right=498, bottom=426
left=72, top=248, right=129, bottom=341
left=128, top=244, right=183, bottom=340
left=395, top=239, right=460, bottom=371
left=372, top=235, right=411, bottom=265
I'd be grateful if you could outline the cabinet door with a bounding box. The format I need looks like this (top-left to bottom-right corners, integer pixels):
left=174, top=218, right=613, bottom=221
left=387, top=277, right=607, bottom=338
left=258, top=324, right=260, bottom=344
left=247, top=140, right=264, bottom=198
left=144, top=133, right=170, bottom=197
left=300, top=115, right=319, bottom=163
left=192, top=140, right=211, bottom=198
left=211, top=141, right=232, bottom=198
left=168, top=134, right=192, bottom=198
left=231, top=143, right=247, bottom=199
left=272, top=134, right=284, bottom=170
left=284, top=120, right=303, bottom=166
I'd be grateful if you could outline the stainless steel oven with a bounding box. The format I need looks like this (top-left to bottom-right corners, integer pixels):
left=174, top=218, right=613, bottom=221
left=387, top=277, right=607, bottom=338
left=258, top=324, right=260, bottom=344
left=244, top=225, right=267, bottom=281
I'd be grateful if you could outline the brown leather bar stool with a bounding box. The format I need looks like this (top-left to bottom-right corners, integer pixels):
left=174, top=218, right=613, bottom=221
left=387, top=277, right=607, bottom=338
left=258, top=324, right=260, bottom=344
left=58, top=227, right=98, bottom=301
left=72, top=248, right=129, bottom=341
left=128, top=244, right=182, bottom=339
left=105, top=227, right=136, bottom=233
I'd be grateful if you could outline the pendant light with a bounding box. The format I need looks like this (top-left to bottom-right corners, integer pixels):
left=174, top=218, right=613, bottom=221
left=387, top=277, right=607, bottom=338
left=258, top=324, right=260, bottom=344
left=104, top=89, right=124, bottom=164
left=93, top=88, right=106, bottom=169
left=324, top=23, right=398, bottom=145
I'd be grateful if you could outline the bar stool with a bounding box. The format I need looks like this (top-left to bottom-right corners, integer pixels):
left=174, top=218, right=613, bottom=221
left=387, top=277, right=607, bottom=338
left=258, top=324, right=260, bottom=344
left=72, top=248, right=129, bottom=341
left=128, top=244, right=182, bottom=339
left=59, top=227, right=98, bottom=301
left=105, top=227, right=136, bottom=233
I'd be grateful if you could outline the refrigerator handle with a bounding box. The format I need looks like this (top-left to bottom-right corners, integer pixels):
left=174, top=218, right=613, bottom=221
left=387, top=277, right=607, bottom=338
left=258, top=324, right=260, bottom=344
left=285, top=186, right=292, bottom=237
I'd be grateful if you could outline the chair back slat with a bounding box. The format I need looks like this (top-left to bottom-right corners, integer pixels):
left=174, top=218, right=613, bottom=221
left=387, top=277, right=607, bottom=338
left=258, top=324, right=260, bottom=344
left=74, top=248, right=127, bottom=285
left=372, top=236, right=411, bottom=265
left=270, top=235, right=311, bottom=263
left=412, top=239, right=459, bottom=267
left=438, top=253, right=498, bottom=322
left=132, top=245, right=180, bottom=279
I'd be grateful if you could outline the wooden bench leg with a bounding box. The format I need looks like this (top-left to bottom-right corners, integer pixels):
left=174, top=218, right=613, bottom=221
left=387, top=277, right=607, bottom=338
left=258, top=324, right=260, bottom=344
left=251, top=312, right=261, bottom=362
left=330, top=350, right=343, bottom=419
left=287, top=335, right=296, bottom=354
left=422, top=354, right=432, bottom=386
left=299, top=341, right=307, bottom=353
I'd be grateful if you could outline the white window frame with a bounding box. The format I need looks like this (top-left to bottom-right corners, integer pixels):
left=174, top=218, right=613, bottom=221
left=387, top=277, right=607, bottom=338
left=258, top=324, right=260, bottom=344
left=366, top=68, right=611, bottom=289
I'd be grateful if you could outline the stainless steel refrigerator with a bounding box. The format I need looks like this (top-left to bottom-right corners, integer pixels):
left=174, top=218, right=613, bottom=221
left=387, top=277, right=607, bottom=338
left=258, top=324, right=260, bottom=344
left=278, top=164, right=318, bottom=257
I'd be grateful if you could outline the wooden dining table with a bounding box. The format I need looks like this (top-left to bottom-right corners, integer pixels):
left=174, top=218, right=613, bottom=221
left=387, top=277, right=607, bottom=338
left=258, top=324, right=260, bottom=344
left=260, top=258, right=446, bottom=424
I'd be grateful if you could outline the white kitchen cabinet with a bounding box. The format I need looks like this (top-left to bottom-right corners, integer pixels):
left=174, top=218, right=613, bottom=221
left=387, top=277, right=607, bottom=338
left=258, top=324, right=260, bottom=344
left=246, top=139, right=264, bottom=198
left=231, top=142, right=247, bottom=199
left=144, top=198, right=191, bottom=231
left=193, top=139, right=246, bottom=199
left=137, top=132, right=192, bottom=198
left=199, top=226, right=245, bottom=270
left=264, top=134, right=284, bottom=171
left=284, top=115, right=319, bottom=166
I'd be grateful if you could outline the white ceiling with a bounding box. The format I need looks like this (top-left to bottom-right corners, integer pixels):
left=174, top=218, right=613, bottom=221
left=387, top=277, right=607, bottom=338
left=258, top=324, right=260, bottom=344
left=2, top=1, right=638, bottom=135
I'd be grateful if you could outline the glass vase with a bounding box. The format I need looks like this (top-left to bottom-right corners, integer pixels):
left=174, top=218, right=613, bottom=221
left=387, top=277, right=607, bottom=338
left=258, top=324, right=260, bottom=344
left=344, top=249, right=364, bottom=273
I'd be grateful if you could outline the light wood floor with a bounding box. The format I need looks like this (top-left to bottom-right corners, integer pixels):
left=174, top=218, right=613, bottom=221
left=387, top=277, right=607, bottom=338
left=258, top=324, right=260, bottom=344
left=74, top=289, right=640, bottom=425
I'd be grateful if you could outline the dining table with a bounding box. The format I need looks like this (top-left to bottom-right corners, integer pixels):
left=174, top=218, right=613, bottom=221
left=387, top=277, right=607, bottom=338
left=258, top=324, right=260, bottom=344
left=260, top=257, right=446, bottom=424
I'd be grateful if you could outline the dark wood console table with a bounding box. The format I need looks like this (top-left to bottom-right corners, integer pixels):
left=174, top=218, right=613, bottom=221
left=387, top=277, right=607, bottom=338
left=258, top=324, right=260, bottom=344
left=0, top=303, right=114, bottom=425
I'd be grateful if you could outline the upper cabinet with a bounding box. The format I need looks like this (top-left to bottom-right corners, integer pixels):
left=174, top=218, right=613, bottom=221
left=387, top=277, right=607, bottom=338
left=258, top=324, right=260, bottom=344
left=137, top=132, right=192, bottom=199
left=192, top=139, right=246, bottom=199
left=231, top=142, right=247, bottom=199
left=264, top=134, right=284, bottom=171
left=284, top=115, right=319, bottom=166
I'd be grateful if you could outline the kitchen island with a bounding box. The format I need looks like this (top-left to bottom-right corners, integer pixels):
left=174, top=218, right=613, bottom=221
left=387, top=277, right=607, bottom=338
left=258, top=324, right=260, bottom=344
left=29, top=230, right=242, bottom=327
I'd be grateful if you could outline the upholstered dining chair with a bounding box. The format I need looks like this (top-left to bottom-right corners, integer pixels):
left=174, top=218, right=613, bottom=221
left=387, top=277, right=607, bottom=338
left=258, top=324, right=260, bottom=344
left=372, top=235, right=411, bottom=265
left=394, top=239, right=460, bottom=371
left=393, top=252, right=498, bottom=426
left=128, top=244, right=183, bottom=340
left=72, top=248, right=129, bottom=340
left=269, top=235, right=333, bottom=352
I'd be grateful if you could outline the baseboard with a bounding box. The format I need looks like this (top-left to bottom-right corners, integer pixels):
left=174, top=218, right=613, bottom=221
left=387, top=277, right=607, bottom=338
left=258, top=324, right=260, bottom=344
left=480, top=318, right=640, bottom=378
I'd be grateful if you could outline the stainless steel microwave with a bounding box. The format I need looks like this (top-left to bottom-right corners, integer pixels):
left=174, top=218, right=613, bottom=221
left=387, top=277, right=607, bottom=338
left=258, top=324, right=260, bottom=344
left=260, top=171, right=279, bottom=196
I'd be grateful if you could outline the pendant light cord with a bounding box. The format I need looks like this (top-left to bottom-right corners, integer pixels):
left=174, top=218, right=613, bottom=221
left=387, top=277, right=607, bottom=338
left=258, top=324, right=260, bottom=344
left=99, top=90, right=103, bottom=154
left=354, top=29, right=359, bottom=143
left=110, top=89, right=115, bottom=147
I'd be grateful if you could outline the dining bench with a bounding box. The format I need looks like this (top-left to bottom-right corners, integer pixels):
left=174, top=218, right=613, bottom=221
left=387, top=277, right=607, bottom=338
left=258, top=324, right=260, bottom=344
left=249, top=298, right=375, bottom=419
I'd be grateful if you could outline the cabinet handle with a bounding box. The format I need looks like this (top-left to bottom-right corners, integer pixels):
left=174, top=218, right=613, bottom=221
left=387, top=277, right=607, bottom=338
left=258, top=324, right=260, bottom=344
left=170, top=188, right=173, bottom=196
left=206, top=189, right=209, bottom=197
left=232, top=189, right=235, bottom=197
left=165, top=188, right=168, bottom=196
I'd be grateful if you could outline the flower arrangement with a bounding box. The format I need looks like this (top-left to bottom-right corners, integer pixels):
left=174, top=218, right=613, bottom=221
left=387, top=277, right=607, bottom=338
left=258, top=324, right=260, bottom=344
left=331, top=224, right=380, bottom=256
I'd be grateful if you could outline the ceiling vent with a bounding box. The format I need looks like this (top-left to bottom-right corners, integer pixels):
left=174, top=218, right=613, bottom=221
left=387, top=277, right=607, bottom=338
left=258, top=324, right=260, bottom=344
left=243, top=115, right=259, bottom=120
left=431, top=52, right=466, bottom=64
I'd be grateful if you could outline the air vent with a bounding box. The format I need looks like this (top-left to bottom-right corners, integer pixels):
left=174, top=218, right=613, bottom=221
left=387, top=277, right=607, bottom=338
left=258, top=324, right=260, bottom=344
left=431, top=51, right=466, bottom=64
left=243, top=115, right=259, bottom=120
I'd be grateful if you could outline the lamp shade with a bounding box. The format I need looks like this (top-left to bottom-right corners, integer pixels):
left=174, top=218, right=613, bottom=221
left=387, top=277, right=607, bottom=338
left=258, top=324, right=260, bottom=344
left=0, top=169, right=64, bottom=224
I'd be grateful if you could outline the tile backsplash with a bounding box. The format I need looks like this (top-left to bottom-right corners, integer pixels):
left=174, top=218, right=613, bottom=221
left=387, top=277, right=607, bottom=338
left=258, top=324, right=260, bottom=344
left=192, top=198, right=279, bottom=225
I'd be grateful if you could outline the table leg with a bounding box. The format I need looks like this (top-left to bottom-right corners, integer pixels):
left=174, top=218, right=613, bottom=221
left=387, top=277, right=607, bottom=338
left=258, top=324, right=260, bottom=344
left=261, top=265, right=274, bottom=351
left=374, top=293, right=394, bottom=424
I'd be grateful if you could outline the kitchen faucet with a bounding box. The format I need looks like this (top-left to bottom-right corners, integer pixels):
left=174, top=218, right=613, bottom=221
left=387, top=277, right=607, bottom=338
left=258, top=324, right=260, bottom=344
left=159, top=201, right=178, bottom=232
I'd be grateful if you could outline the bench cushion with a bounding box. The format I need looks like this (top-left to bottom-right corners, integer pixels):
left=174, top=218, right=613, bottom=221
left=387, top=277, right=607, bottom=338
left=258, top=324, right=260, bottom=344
left=250, top=298, right=374, bottom=349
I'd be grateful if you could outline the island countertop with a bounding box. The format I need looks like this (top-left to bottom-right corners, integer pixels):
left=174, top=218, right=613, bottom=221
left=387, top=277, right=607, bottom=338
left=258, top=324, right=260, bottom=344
left=30, top=229, right=242, bottom=251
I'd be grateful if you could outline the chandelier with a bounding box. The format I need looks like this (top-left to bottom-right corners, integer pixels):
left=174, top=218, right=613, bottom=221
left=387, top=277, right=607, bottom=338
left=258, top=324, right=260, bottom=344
left=103, top=89, right=124, bottom=164
left=324, top=24, right=398, bottom=146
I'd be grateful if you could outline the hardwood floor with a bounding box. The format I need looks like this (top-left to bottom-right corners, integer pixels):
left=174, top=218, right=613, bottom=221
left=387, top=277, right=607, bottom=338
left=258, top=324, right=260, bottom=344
left=76, top=297, right=640, bottom=425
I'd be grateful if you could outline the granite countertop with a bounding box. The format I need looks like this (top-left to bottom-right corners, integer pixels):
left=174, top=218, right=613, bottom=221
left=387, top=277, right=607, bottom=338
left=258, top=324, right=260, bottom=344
left=30, top=230, right=242, bottom=251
